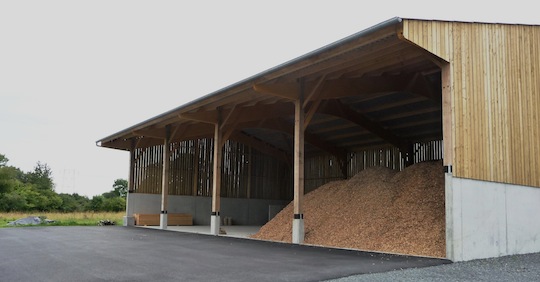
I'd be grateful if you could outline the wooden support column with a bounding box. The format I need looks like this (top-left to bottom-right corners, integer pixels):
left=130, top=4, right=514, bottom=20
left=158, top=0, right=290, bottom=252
left=160, top=126, right=171, bottom=230
left=192, top=139, right=200, bottom=196
left=442, top=63, right=453, bottom=170
left=292, top=83, right=305, bottom=244
left=124, top=138, right=137, bottom=226
left=441, top=63, right=456, bottom=260
left=210, top=117, right=223, bottom=235
left=128, top=139, right=137, bottom=194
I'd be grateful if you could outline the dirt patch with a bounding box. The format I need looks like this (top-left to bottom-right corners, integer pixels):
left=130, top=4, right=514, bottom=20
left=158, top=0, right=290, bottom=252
left=250, top=160, right=445, bottom=258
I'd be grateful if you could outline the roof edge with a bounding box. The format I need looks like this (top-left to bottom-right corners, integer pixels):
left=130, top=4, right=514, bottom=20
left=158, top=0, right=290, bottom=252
left=97, top=17, right=404, bottom=147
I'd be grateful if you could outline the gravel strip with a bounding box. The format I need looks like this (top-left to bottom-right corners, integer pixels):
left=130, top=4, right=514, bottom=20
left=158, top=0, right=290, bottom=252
left=327, top=252, right=540, bottom=282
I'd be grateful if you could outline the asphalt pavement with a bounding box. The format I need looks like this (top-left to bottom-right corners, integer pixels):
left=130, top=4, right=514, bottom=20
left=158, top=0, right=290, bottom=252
left=0, top=226, right=448, bottom=282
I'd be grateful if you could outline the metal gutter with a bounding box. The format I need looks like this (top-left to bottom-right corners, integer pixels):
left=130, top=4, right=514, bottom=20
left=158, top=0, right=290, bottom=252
left=96, top=17, right=403, bottom=147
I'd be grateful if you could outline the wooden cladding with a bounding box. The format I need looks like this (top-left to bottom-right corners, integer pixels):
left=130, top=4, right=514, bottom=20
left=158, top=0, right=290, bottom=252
left=403, top=20, right=540, bottom=188
left=132, top=139, right=292, bottom=200
left=132, top=137, right=443, bottom=198
left=305, top=140, right=443, bottom=192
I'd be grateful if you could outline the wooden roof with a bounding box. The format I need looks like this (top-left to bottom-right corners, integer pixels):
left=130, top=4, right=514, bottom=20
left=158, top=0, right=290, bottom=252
left=97, top=17, right=445, bottom=159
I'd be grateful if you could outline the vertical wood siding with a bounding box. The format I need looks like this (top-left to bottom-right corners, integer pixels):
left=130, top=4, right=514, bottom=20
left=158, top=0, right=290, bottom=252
left=132, top=139, right=442, bottom=197
left=403, top=20, right=540, bottom=188
left=304, top=141, right=443, bottom=193
left=132, top=139, right=292, bottom=200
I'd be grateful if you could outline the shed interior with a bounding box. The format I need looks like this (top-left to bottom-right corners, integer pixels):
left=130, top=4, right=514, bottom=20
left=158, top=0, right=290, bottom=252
left=98, top=18, right=446, bottom=198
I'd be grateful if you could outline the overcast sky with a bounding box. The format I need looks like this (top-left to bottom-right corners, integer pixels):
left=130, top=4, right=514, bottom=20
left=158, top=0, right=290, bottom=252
left=1, top=1, right=537, bottom=197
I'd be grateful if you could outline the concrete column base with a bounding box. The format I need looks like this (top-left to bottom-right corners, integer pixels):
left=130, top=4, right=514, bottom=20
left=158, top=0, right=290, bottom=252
left=292, top=218, right=304, bottom=244
left=123, top=216, right=134, bottom=227
left=160, top=213, right=168, bottom=230
left=210, top=215, right=220, bottom=235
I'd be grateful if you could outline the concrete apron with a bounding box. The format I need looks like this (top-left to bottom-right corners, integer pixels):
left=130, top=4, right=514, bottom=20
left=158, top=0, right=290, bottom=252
left=138, top=225, right=263, bottom=239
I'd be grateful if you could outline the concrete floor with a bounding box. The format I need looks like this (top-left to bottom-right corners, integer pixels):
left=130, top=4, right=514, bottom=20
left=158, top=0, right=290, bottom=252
left=140, top=225, right=261, bottom=239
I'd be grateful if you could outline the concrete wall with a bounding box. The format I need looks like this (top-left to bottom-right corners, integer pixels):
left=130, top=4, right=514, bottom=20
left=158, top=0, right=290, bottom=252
left=126, top=193, right=287, bottom=226
left=446, top=174, right=540, bottom=261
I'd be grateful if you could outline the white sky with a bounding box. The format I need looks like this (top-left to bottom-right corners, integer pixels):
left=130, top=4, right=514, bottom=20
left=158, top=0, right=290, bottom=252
left=1, top=1, right=537, bottom=197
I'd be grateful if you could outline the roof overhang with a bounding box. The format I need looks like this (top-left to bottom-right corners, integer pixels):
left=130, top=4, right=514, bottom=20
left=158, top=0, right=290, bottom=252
left=97, top=17, right=445, bottom=157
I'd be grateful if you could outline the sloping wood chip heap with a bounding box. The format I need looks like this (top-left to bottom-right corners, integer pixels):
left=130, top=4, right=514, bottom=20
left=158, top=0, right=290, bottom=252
left=250, top=160, right=445, bottom=258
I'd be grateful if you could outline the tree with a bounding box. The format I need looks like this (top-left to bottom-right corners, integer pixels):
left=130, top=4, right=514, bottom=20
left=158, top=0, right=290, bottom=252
left=0, top=167, right=13, bottom=194
left=0, top=154, right=8, bottom=167
left=0, top=154, right=12, bottom=194
left=24, top=162, right=54, bottom=191
left=0, top=192, right=27, bottom=211
left=88, top=195, right=104, bottom=211
left=0, top=155, right=24, bottom=195
left=112, top=179, right=128, bottom=198
left=102, top=197, right=125, bottom=212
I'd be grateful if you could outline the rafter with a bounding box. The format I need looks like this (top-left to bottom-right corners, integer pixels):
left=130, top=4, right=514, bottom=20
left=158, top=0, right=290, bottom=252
left=179, top=110, right=218, bottom=124
left=229, top=131, right=291, bottom=165
left=241, top=119, right=348, bottom=166
left=318, top=100, right=411, bottom=153
left=252, top=83, right=299, bottom=100
left=131, top=130, right=166, bottom=140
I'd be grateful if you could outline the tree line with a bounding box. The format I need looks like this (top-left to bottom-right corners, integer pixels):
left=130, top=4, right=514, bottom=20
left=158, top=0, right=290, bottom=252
left=0, top=153, right=127, bottom=212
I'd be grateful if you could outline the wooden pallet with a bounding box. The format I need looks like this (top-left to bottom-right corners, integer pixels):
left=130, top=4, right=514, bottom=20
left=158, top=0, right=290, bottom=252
left=133, top=213, right=193, bottom=226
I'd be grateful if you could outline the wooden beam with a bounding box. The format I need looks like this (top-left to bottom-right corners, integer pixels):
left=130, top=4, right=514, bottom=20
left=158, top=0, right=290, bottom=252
left=128, top=138, right=137, bottom=193
left=192, top=139, right=200, bottom=196
left=238, top=119, right=347, bottom=162
left=303, top=75, right=327, bottom=107
left=252, top=83, right=299, bottom=100
left=304, top=100, right=322, bottom=128
left=319, top=100, right=411, bottom=153
left=303, top=75, right=327, bottom=127
left=231, top=102, right=294, bottom=123
left=229, top=131, right=291, bottom=165
left=211, top=122, right=222, bottom=235
left=298, top=73, right=437, bottom=102
left=178, top=108, right=232, bottom=125
left=407, top=73, right=441, bottom=102
left=212, top=123, right=222, bottom=213
left=220, top=105, right=236, bottom=130
left=292, top=90, right=305, bottom=244
left=441, top=63, right=453, bottom=168
left=168, top=123, right=214, bottom=143
left=317, top=75, right=414, bottom=100
left=304, top=130, right=347, bottom=162
left=131, top=130, right=165, bottom=140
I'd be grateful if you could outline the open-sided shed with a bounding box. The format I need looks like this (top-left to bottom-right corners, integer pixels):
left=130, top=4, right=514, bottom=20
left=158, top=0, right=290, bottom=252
left=98, top=17, right=540, bottom=261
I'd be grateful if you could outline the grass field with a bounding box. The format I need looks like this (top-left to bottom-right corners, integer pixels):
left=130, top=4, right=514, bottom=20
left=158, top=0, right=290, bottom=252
left=0, top=212, right=124, bottom=227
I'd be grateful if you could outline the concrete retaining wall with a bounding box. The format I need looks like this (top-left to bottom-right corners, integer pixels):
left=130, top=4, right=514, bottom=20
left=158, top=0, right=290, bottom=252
left=446, top=174, right=540, bottom=261
left=126, top=193, right=287, bottom=226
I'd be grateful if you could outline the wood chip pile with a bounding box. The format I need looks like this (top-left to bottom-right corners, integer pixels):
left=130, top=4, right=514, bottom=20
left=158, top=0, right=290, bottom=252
left=250, top=160, right=445, bottom=258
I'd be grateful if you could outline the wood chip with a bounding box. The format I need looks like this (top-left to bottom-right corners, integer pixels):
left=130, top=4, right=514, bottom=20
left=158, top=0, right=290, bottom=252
left=251, top=160, right=445, bottom=258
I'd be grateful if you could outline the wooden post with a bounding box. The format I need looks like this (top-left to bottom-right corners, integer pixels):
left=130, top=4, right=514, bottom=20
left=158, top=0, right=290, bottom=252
left=192, top=139, right=200, bottom=196
left=441, top=63, right=456, bottom=261
left=210, top=118, right=223, bottom=235
left=160, top=126, right=171, bottom=230
left=123, top=138, right=137, bottom=226
left=247, top=146, right=252, bottom=199
left=442, top=63, right=453, bottom=170
left=292, top=82, right=305, bottom=244
left=128, top=139, right=136, bottom=193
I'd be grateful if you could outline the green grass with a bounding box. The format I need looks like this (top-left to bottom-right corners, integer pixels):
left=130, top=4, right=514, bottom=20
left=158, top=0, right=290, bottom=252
left=0, top=212, right=124, bottom=227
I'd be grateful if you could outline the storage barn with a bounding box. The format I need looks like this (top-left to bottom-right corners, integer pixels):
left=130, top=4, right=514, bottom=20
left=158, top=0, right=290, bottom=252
left=97, top=17, right=540, bottom=262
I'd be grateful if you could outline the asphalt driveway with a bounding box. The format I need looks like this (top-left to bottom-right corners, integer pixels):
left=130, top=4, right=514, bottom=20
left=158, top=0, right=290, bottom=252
left=0, top=226, right=448, bottom=281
